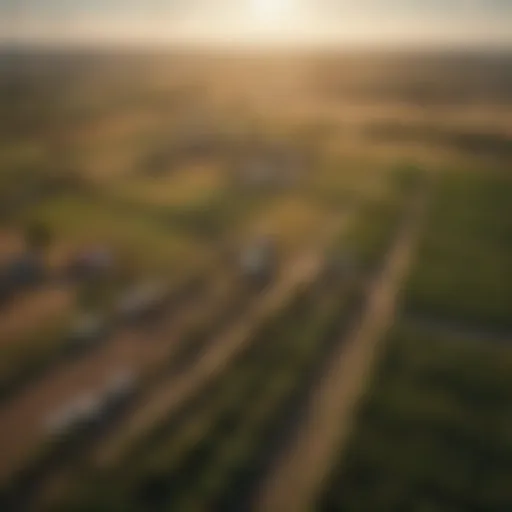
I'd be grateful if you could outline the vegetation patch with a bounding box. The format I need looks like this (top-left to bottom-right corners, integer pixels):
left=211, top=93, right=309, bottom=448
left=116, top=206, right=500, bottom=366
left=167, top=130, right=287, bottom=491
left=319, top=323, right=512, bottom=512
left=405, top=170, right=512, bottom=329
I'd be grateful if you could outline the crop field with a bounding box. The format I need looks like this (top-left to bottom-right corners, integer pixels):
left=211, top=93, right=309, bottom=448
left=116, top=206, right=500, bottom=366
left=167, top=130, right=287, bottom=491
left=319, top=324, right=512, bottom=512
left=319, top=170, right=512, bottom=512
left=0, top=49, right=511, bottom=512
left=405, top=170, right=512, bottom=329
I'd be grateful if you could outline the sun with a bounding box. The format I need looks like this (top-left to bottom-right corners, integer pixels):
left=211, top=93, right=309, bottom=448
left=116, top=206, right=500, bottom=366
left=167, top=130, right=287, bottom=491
left=251, top=0, right=293, bottom=24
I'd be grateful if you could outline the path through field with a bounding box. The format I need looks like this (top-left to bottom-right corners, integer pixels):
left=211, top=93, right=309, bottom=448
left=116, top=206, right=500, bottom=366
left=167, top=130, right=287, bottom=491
left=254, top=190, right=429, bottom=512
left=94, top=239, right=334, bottom=468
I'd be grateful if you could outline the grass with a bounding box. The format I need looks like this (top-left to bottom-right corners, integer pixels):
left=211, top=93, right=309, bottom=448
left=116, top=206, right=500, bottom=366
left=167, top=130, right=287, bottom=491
left=24, top=194, right=208, bottom=275
left=305, top=158, right=393, bottom=212
left=106, top=162, right=227, bottom=210
left=323, top=163, right=417, bottom=275
left=245, top=195, right=330, bottom=254
left=321, top=169, right=512, bottom=510
left=334, top=196, right=404, bottom=274
left=319, top=323, right=512, bottom=512
left=405, top=170, right=512, bottom=329
left=96, top=167, right=281, bottom=244
left=0, top=314, right=71, bottom=401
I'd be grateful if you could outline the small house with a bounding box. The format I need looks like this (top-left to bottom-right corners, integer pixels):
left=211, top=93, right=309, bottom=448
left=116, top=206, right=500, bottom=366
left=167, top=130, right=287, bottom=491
left=240, top=237, right=278, bottom=287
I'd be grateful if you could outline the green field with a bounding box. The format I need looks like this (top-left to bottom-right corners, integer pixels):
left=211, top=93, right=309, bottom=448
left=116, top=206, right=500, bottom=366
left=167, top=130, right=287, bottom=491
left=319, top=323, right=512, bottom=512
left=405, top=170, right=512, bottom=329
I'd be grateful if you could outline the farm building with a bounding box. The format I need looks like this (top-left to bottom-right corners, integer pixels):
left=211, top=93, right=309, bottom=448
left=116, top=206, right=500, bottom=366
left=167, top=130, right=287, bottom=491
left=239, top=236, right=278, bottom=287
left=115, top=280, right=170, bottom=323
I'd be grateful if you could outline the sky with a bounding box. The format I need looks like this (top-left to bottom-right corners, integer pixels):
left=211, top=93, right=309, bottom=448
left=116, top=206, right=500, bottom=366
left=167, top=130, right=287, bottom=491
left=2, top=0, right=512, bottom=47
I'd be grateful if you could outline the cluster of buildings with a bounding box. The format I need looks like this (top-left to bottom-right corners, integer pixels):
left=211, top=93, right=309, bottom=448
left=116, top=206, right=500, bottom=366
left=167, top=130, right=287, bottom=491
left=44, top=370, right=138, bottom=440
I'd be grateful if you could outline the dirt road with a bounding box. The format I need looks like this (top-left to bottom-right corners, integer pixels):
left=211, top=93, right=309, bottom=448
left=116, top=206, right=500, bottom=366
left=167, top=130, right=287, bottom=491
left=254, top=192, right=428, bottom=512
left=94, top=247, right=325, bottom=468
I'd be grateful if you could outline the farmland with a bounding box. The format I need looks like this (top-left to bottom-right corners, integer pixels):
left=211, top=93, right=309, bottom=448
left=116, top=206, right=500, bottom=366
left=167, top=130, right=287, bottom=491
left=405, top=170, right=512, bottom=329
left=318, top=169, right=512, bottom=512
left=319, top=324, right=512, bottom=512
left=0, top=49, right=511, bottom=512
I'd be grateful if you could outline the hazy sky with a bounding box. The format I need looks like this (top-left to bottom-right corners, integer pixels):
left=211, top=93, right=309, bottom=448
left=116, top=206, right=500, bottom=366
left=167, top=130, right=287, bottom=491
left=2, top=0, right=512, bottom=47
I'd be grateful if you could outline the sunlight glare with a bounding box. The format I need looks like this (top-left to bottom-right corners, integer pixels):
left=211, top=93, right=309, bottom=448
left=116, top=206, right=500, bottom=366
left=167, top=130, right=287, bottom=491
left=251, top=0, right=293, bottom=24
